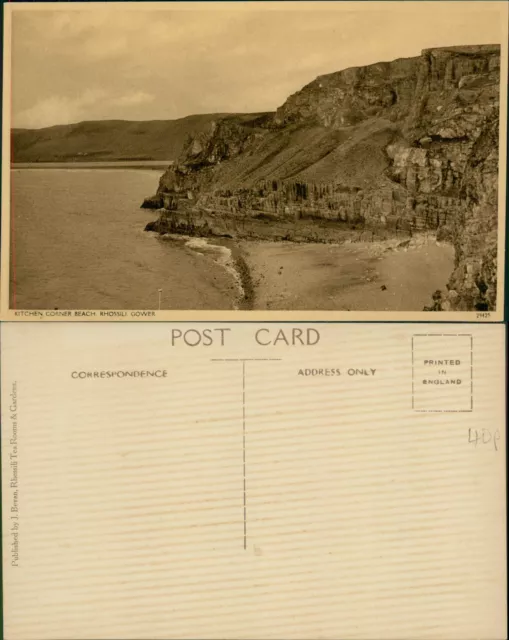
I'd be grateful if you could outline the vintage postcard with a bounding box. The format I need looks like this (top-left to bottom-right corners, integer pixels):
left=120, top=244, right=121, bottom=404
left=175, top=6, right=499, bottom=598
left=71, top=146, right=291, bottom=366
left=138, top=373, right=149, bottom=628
left=1, top=321, right=506, bottom=639
left=1, top=1, right=507, bottom=321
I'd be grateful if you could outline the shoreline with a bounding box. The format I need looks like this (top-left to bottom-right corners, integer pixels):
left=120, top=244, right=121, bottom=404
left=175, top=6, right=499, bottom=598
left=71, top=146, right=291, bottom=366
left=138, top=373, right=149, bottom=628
left=157, top=234, right=247, bottom=310
left=222, top=241, right=256, bottom=311
left=154, top=231, right=455, bottom=312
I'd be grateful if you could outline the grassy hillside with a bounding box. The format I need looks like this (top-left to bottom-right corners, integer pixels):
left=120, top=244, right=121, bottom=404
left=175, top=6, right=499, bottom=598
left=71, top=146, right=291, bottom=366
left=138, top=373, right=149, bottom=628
left=12, top=113, right=271, bottom=163
left=206, top=118, right=399, bottom=189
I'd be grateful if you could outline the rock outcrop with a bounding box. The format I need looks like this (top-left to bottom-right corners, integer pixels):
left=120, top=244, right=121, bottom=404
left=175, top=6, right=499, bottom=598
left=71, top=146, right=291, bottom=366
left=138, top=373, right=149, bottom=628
left=145, top=45, right=501, bottom=310
left=447, top=116, right=499, bottom=310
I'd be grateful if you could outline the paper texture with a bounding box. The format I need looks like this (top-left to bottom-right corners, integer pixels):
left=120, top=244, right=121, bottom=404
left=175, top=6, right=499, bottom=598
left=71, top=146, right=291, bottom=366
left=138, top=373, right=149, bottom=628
left=2, top=1, right=508, bottom=322
left=1, top=322, right=506, bottom=640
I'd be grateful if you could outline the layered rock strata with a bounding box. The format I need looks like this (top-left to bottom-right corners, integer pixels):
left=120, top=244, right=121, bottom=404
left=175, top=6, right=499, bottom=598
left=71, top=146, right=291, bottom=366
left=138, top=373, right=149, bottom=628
left=144, top=45, right=501, bottom=310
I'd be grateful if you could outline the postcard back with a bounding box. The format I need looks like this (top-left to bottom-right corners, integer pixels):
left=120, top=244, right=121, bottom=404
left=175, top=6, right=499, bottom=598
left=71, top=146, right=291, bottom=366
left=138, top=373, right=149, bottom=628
left=1, top=322, right=506, bottom=639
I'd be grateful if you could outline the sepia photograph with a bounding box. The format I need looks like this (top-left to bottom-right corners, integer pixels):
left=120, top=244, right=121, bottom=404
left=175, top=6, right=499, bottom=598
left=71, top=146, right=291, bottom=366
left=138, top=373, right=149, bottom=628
left=2, top=1, right=507, bottom=320
left=1, top=321, right=506, bottom=639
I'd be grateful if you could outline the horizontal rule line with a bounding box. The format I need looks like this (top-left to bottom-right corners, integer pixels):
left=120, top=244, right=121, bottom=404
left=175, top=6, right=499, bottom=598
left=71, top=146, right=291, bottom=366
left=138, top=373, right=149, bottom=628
left=412, top=334, right=473, bottom=337
left=414, top=409, right=473, bottom=413
left=210, top=358, right=283, bottom=362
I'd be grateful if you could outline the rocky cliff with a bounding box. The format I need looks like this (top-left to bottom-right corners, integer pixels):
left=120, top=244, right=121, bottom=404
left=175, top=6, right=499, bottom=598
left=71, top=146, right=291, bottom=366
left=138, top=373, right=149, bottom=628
left=144, top=45, right=501, bottom=310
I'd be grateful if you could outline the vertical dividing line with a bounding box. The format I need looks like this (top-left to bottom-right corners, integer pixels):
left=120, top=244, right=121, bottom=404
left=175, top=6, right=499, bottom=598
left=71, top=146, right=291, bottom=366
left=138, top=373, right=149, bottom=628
left=411, top=336, right=415, bottom=410
left=242, top=361, right=247, bottom=550
left=470, top=336, right=473, bottom=411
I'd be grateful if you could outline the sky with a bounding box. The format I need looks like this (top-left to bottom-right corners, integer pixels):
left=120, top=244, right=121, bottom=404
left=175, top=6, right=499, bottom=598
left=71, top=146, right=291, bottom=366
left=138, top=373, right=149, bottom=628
left=9, top=1, right=505, bottom=129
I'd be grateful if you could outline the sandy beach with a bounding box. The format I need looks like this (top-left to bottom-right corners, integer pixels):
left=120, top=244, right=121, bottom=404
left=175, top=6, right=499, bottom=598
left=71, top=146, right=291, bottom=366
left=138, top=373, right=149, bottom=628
left=240, top=236, right=455, bottom=311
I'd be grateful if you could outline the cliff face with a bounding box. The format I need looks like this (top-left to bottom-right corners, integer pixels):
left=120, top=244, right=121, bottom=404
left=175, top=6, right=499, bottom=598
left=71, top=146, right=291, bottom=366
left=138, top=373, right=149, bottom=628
left=145, top=45, right=501, bottom=310
left=275, top=55, right=419, bottom=128
left=447, top=117, right=499, bottom=310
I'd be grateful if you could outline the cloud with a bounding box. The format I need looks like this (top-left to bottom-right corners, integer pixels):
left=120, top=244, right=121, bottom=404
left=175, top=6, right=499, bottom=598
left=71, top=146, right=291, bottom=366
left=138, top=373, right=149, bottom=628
left=14, top=89, right=157, bottom=128
left=11, top=4, right=504, bottom=127
left=15, top=90, right=107, bottom=128
left=113, top=91, right=155, bottom=107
